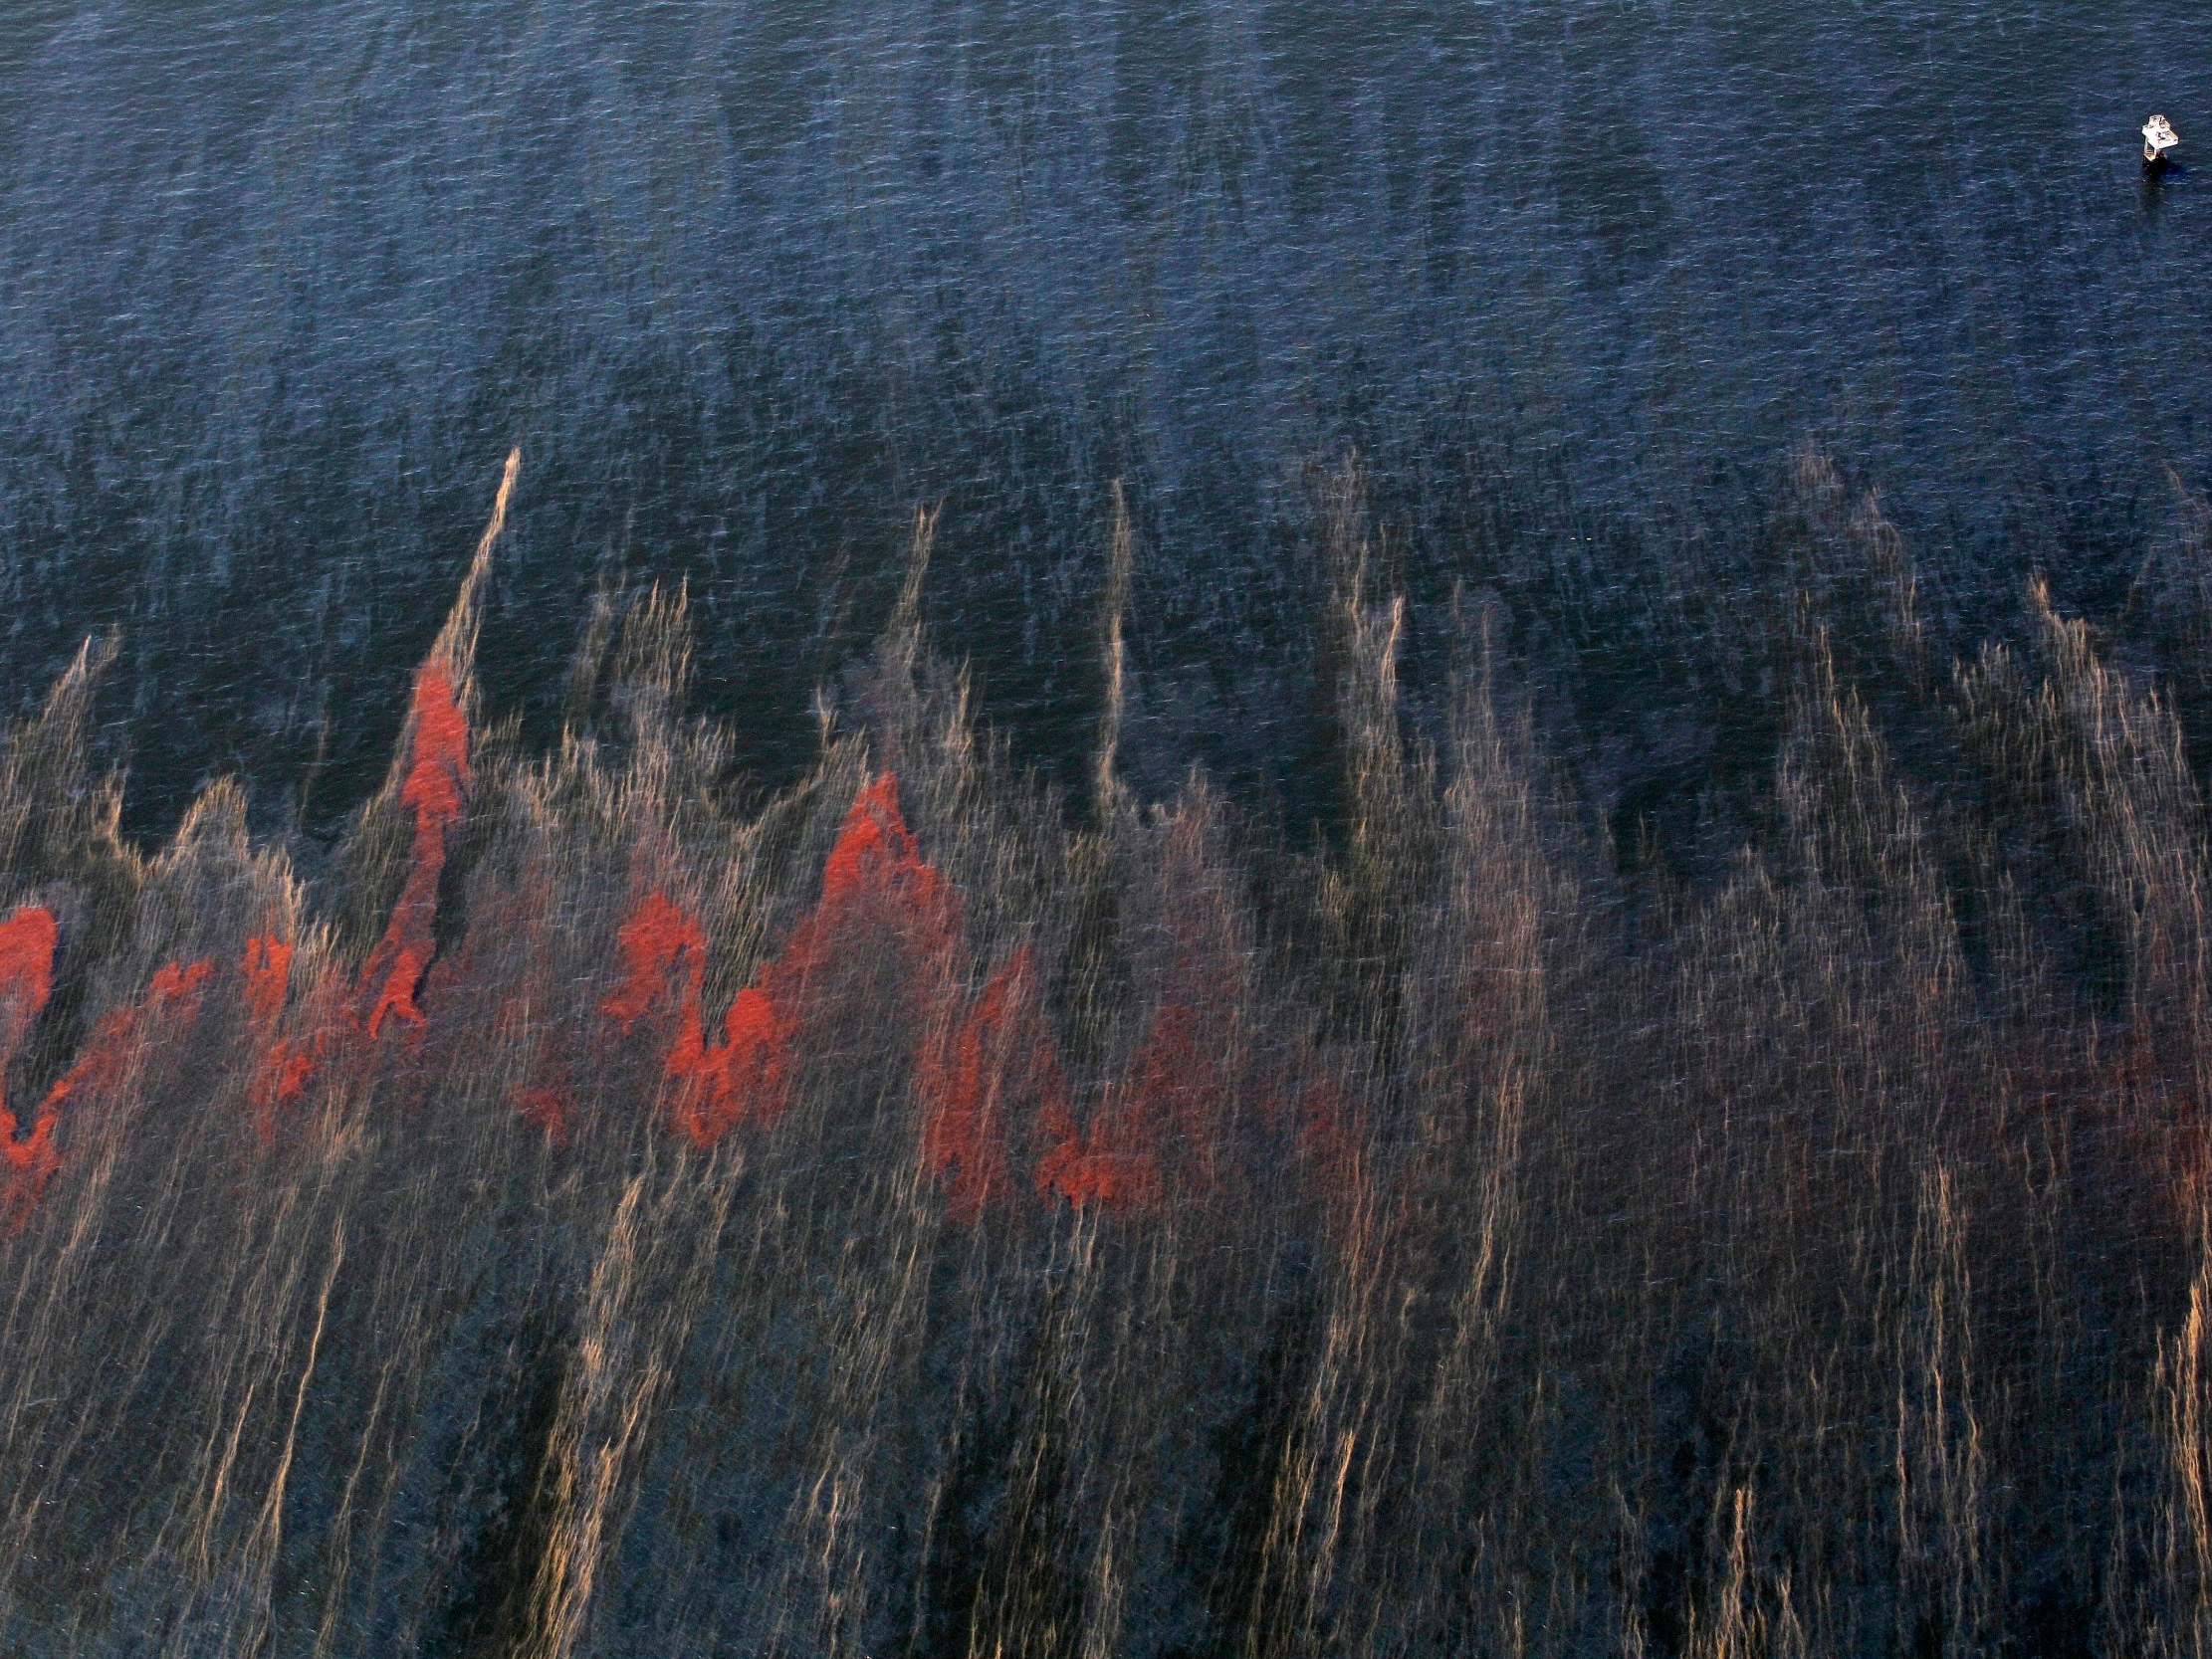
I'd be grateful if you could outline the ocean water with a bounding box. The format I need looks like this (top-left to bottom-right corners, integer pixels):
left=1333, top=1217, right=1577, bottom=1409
left=1, top=0, right=2205, bottom=835
left=11, top=13, right=2212, bottom=1652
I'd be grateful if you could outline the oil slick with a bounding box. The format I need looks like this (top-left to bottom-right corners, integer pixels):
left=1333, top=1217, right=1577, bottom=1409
left=7, top=453, right=2212, bottom=1654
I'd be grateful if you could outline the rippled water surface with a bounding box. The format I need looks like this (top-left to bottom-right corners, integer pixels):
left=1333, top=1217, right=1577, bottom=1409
left=2, top=2, right=2205, bottom=831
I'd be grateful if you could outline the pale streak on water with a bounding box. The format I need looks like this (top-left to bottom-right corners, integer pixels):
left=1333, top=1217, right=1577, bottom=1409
left=0, top=2, right=2202, bottom=833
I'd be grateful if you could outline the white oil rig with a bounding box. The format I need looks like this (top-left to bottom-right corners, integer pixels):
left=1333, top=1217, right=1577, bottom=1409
left=2144, top=113, right=2181, bottom=167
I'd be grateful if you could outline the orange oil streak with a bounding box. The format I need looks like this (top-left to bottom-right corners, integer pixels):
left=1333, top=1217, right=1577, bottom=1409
left=359, top=663, right=471, bottom=1040
left=613, top=774, right=963, bottom=1150
left=0, top=907, right=63, bottom=1229
left=0, top=906, right=59, bottom=1078
left=601, top=889, right=707, bottom=1033
left=1033, top=1097, right=1163, bottom=1214
left=6, top=955, right=212, bottom=1230
left=39, top=957, right=214, bottom=1114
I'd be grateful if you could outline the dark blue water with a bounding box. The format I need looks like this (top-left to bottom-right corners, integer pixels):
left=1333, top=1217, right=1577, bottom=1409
left=2, top=2, right=2206, bottom=836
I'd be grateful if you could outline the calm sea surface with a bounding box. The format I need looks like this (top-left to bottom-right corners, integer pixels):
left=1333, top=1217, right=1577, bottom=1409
left=1, top=2, right=2205, bottom=836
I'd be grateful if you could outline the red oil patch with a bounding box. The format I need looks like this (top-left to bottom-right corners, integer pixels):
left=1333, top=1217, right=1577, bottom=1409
left=918, top=944, right=1065, bottom=1223
left=36, top=1011, right=129, bottom=1114
left=782, top=772, right=961, bottom=1003
left=40, top=956, right=215, bottom=1113
left=265, top=1031, right=331, bottom=1111
left=10, top=955, right=213, bottom=1227
left=620, top=774, right=962, bottom=1151
left=0, top=907, right=62, bottom=1229
left=666, top=984, right=795, bottom=1147
left=0, top=906, right=59, bottom=1079
left=599, top=888, right=786, bottom=1141
left=241, top=934, right=294, bottom=1029
left=1026, top=820, right=1261, bottom=1220
left=602, top=890, right=707, bottom=1033
left=0, top=1108, right=58, bottom=1236
left=362, top=944, right=432, bottom=1039
left=242, top=936, right=344, bottom=1140
left=359, top=663, right=471, bottom=1040
left=1033, top=1095, right=1163, bottom=1214
left=146, top=957, right=216, bottom=1009
left=819, top=774, right=953, bottom=935
left=1036, top=907, right=1244, bottom=1215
